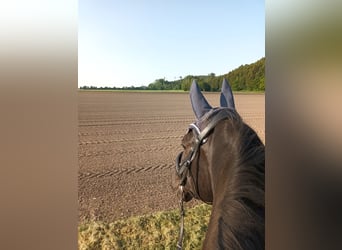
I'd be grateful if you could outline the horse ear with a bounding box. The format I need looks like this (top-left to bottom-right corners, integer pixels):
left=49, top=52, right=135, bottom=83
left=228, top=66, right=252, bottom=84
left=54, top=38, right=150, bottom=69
left=190, top=80, right=212, bottom=119
left=220, top=78, right=235, bottom=109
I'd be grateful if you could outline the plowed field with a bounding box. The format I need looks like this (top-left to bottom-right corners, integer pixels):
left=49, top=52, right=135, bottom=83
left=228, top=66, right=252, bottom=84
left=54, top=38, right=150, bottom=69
left=78, top=91, right=265, bottom=223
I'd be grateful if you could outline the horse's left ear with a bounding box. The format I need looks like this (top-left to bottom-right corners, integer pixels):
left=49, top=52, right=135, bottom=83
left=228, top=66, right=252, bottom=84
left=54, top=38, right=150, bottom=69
left=190, top=80, right=212, bottom=119
left=220, top=78, right=235, bottom=109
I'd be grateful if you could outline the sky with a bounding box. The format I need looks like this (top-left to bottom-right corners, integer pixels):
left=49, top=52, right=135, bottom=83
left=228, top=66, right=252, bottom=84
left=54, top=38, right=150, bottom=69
left=79, top=1, right=265, bottom=87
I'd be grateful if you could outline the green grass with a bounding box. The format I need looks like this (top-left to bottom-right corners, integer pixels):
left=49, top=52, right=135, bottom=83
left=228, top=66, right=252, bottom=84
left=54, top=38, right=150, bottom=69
left=78, top=203, right=211, bottom=250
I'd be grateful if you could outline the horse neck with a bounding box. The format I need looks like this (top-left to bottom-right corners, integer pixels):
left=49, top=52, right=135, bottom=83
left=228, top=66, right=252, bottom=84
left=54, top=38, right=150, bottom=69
left=202, top=121, right=265, bottom=250
left=203, top=169, right=264, bottom=250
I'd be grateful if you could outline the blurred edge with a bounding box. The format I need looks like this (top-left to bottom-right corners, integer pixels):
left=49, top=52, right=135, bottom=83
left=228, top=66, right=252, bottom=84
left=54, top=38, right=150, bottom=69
left=266, top=0, right=342, bottom=250
left=0, top=1, right=78, bottom=250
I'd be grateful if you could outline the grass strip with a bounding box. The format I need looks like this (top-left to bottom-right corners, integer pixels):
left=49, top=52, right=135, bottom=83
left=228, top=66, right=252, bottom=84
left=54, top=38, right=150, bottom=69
left=78, top=203, right=211, bottom=250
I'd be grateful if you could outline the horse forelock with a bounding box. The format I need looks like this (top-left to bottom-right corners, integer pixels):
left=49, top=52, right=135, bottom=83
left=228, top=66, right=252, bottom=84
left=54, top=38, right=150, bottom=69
left=193, top=107, right=239, bottom=132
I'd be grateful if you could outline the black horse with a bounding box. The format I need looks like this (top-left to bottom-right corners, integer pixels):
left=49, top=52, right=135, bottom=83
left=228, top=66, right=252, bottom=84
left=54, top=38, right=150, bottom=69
left=175, top=79, right=264, bottom=249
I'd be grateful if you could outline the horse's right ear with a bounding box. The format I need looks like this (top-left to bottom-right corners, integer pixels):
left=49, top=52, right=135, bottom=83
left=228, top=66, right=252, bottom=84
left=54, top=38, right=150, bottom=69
left=220, top=78, right=235, bottom=109
left=190, top=80, right=212, bottom=119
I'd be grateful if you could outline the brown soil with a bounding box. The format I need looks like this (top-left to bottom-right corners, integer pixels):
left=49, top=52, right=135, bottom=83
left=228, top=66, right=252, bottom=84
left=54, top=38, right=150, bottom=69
left=78, top=91, right=265, bottom=223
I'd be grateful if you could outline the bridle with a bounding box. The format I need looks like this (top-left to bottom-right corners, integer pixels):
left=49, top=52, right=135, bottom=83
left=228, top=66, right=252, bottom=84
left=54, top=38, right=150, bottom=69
left=175, top=108, right=233, bottom=249
left=175, top=122, right=204, bottom=189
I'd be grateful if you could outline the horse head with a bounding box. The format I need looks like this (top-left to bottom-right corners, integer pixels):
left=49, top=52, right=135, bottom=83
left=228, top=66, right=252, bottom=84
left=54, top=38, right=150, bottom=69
left=175, top=78, right=238, bottom=204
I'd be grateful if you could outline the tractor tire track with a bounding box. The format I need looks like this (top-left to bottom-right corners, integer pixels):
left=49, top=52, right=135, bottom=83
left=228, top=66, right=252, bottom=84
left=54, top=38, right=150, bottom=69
left=79, top=144, right=179, bottom=157
left=78, top=119, right=192, bottom=127
left=79, top=163, right=174, bottom=180
left=78, top=128, right=184, bottom=137
left=79, top=135, right=182, bottom=145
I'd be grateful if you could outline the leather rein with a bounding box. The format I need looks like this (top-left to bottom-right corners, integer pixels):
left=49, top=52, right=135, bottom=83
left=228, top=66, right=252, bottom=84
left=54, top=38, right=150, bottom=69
left=175, top=108, right=232, bottom=249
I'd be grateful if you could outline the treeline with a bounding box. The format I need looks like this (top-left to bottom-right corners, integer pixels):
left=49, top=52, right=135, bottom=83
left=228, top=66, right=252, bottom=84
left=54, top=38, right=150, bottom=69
left=80, top=85, right=148, bottom=90
left=80, top=57, right=265, bottom=92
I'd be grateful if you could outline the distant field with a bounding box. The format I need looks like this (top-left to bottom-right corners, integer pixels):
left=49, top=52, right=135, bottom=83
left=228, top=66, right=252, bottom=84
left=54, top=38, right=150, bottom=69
left=78, top=89, right=186, bottom=93
left=79, top=89, right=265, bottom=94
left=78, top=91, right=265, bottom=248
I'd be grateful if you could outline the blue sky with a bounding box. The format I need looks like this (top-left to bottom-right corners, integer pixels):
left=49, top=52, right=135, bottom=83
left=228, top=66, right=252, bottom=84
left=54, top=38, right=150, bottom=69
left=79, top=1, right=264, bottom=87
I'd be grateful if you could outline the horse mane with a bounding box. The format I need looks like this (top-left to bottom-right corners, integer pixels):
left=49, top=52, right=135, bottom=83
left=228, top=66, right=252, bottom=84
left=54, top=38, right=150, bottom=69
left=213, top=113, right=265, bottom=250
